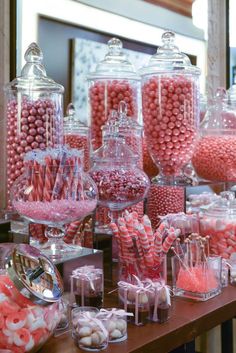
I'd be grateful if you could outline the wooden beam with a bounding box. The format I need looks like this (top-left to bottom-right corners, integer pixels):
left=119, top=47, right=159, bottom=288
left=143, top=0, right=194, bottom=18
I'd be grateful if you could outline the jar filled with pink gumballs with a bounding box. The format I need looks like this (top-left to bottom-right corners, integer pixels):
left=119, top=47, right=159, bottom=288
left=140, top=30, right=200, bottom=184
left=64, top=103, right=91, bottom=172
left=0, top=243, right=63, bottom=353
left=192, top=87, right=236, bottom=181
left=4, top=42, right=64, bottom=208
left=87, top=37, right=140, bottom=151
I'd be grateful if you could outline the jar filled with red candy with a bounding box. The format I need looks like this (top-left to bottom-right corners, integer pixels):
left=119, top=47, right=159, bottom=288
left=64, top=103, right=91, bottom=171
left=87, top=37, right=140, bottom=150
left=200, top=197, right=236, bottom=259
left=192, top=87, right=236, bottom=181
left=140, top=31, right=200, bottom=183
left=5, top=42, right=64, bottom=207
left=89, top=131, right=150, bottom=220
left=0, top=243, right=63, bottom=353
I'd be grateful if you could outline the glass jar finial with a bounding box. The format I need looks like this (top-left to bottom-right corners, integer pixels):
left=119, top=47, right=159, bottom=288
left=24, top=42, right=43, bottom=63
left=107, top=37, right=123, bottom=53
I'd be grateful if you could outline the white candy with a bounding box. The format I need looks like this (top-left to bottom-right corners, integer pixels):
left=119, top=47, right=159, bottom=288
left=6, top=317, right=26, bottom=331
left=116, top=319, right=127, bottom=333
left=25, top=335, right=34, bottom=352
left=110, top=329, right=123, bottom=339
left=91, top=332, right=100, bottom=346
left=79, top=336, right=92, bottom=347
left=139, top=293, right=148, bottom=304
left=107, top=320, right=116, bottom=333
left=97, top=331, right=106, bottom=344
left=78, top=326, right=92, bottom=337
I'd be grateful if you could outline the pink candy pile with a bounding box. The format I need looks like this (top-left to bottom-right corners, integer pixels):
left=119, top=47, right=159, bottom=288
left=192, top=135, right=236, bottom=181
left=64, top=134, right=90, bottom=171
left=90, top=169, right=148, bottom=209
left=0, top=273, right=61, bottom=353
left=142, top=76, right=197, bottom=176
left=89, top=80, right=137, bottom=149
left=176, top=266, right=218, bottom=293
left=200, top=218, right=236, bottom=259
left=13, top=200, right=97, bottom=225
left=6, top=98, right=61, bottom=205
left=146, top=184, right=185, bottom=230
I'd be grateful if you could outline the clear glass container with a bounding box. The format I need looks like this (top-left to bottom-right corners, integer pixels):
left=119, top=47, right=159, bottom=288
left=89, top=133, right=150, bottom=217
left=87, top=37, right=140, bottom=150
left=140, top=31, right=200, bottom=182
left=200, top=93, right=207, bottom=123
left=4, top=43, right=64, bottom=207
left=64, top=103, right=91, bottom=171
left=200, top=197, right=236, bottom=259
left=71, top=306, right=108, bottom=351
left=97, top=309, right=128, bottom=343
left=192, top=87, right=236, bottom=181
left=172, top=254, right=222, bottom=301
left=70, top=266, right=103, bottom=309
left=0, top=243, right=63, bottom=352
left=11, top=147, right=98, bottom=259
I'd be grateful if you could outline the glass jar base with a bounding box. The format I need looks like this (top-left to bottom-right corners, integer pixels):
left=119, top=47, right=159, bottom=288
left=173, top=286, right=221, bottom=301
left=40, top=240, right=82, bottom=260
left=109, top=333, right=127, bottom=343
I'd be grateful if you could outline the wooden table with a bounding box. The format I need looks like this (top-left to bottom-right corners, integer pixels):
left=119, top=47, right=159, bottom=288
left=40, top=285, right=236, bottom=353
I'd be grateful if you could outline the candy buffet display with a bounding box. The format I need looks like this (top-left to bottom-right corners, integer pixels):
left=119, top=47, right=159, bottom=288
left=192, top=88, right=236, bottom=181
left=11, top=147, right=97, bottom=258
left=5, top=43, right=64, bottom=207
left=140, top=30, right=200, bottom=181
left=0, top=243, right=63, bottom=353
left=200, top=198, right=236, bottom=259
left=70, top=266, right=103, bottom=308
left=87, top=37, right=139, bottom=150
left=72, top=307, right=108, bottom=351
left=64, top=103, right=91, bottom=171
left=171, top=235, right=222, bottom=301
left=110, top=211, right=179, bottom=282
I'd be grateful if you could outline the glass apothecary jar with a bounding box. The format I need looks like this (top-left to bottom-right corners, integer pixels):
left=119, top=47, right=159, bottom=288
left=200, top=198, right=236, bottom=259
left=0, top=243, right=63, bottom=353
left=192, top=87, right=236, bottom=181
left=5, top=43, right=64, bottom=207
left=87, top=37, right=140, bottom=150
left=140, top=31, right=200, bottom=182
left=64, top=103, right=91, bottom=171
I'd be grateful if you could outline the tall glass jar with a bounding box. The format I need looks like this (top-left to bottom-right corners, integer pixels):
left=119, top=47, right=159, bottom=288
left=192, top=88, right=236, bottom=181
left=5, top=43, right=64, bottom=207
left=64, top=103, right=91, bottom=171
left=87, top=37, right=140, bottom=150
left=140, top=31, right=200, bottom=183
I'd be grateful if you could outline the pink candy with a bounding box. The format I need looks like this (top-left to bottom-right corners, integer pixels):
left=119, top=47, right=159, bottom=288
left=0, top=274, right=61, bottom=353
left=192, top=135, right=236, bottom=181
left=90, top=169, right=148, bottom=208
left=13, top=200, right=97, bottom=224
left=64, top=134, right=90, bottom=171
left=89, top=80, right=138, bottom=149
left=146, top=184, right=185, bottom=230
left=142, top=76, right=197, bottom=176
left=6, top=98, right=61, bottom=206
left=176, top=266, right=218, bottom=293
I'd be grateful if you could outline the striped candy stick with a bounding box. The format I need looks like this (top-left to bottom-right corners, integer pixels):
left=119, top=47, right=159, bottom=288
left=119, top=225, right=136, bottom=260
left=110, top=222, right=123, bottom=258
left=142, top=215, right=154, bottom=248
left=37, top=163, right=45, bottom=201
left=162, top=227, right=179, bottom=253
left=124, top=211, right=134, bottom=234
left=153, top=229, right=163, bottom=264
left=43, top=156, right=52, bottom=201
left=135, top=223, right=154, bottom=267
left=51, top=151, right=67, bottom=200
left=32, top=160, right=41, bottom=201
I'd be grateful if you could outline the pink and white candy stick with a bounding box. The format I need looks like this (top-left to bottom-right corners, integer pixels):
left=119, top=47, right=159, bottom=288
left=142, top=214, right=155, bottom=248
left=135, top=223, right=154, bottom=267
left=153, top=229, right=163, bottom=264
left=162, top=227, right=179, bottom=253
left=110, top=222, right=123, bottom=257
left=119, top=225, right=136, bottom=260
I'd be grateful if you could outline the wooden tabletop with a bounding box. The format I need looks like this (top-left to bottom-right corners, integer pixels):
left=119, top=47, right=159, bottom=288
left=40, top=285, right=236, bottom=353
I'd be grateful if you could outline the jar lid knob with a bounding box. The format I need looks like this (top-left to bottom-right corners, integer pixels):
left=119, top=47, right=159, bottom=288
left=161, top=31, right=175, bottom=45
left=118, top=100, right=128, bottom=116
left=24, top=42, right=43, bottom=63
left=66, top=103, right=76, bottom=117
left=107, top=37, right=123, bottom=53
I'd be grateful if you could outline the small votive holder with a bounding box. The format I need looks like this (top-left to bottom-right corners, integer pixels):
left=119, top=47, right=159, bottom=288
left=71, top=306, right=108, bottom=351
left=97, top=308, right=129, bottom=343
left=147, top=281, right=171, bottom=323
left=71, top=265, right=103, bottom=309
left=172, top=255, right=222, bottom=301
left=118, top=281, right=149, bottom=326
